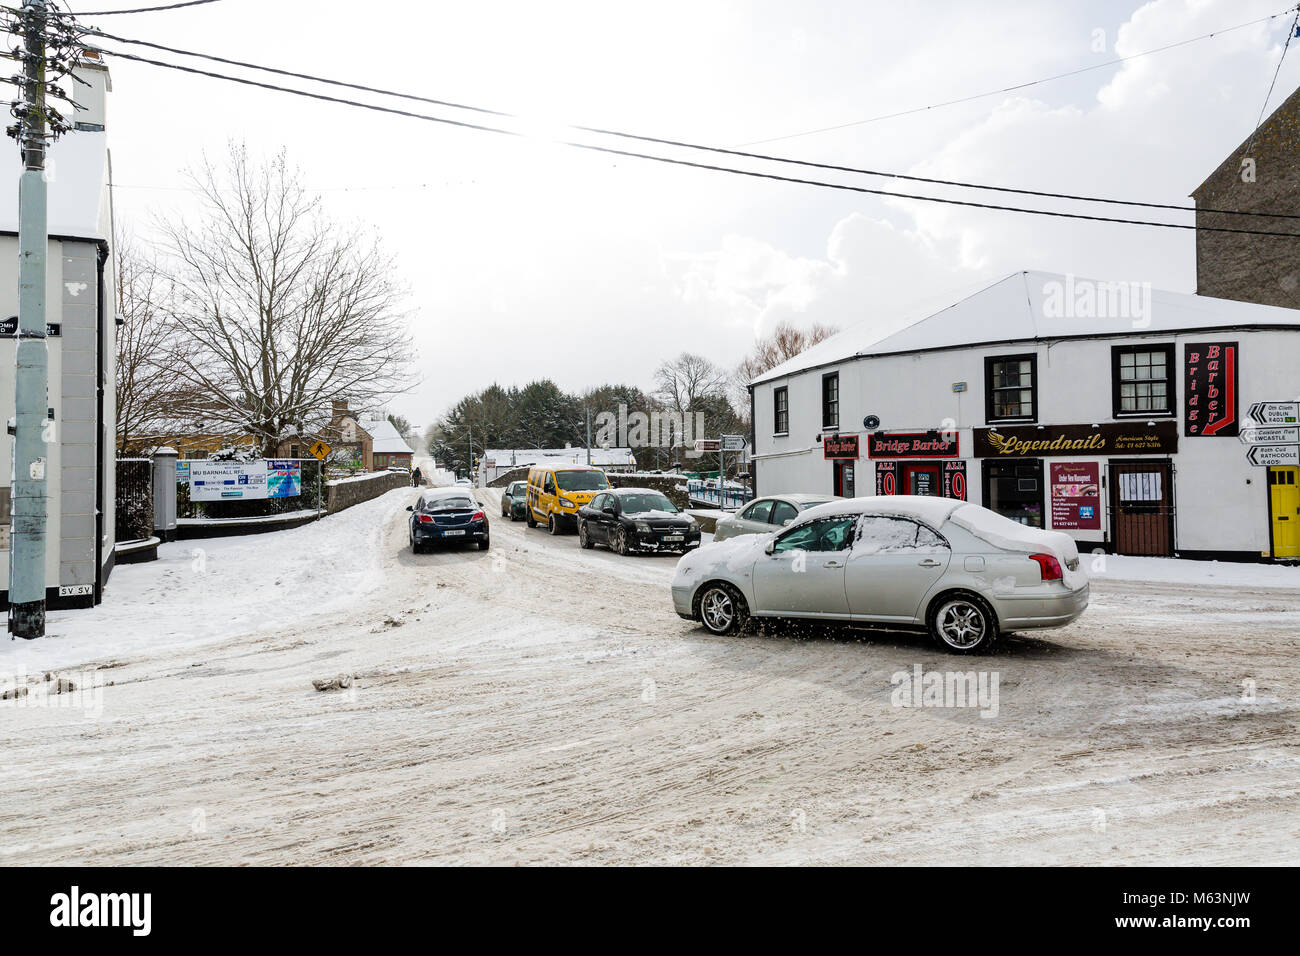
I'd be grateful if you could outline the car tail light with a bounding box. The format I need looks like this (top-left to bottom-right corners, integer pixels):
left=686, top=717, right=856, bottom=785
left=1029, top=553, right=1063, bottom=581
left=417, top=514, right=434, bottom=524
left=471, top=511, right=485, bottom=522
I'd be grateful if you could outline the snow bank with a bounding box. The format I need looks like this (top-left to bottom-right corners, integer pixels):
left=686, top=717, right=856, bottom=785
left=0, top=488, right=415, bottom=673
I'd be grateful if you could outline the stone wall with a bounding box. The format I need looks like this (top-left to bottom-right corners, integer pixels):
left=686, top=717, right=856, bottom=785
left=487, top=466, right=530, bottom=489
left=608, top=473, right=690, bottom=510
left=1193, top=85, right=1300, bottom=309
left=326, top=471, right=411, bottom=513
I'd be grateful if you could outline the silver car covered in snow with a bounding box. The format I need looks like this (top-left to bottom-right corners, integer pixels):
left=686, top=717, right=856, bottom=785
left=711, top=492, right=839, bottom=542
left=671, top=495, right=1088, bottom=653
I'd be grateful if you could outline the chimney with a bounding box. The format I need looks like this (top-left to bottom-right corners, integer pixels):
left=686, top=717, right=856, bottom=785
left=331, top=399, right=349, bottom=422
left=73, top=50, right=111, bottom=132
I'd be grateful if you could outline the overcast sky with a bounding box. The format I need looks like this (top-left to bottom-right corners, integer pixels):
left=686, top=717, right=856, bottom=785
left=97, top=0, right=1300, bottom=428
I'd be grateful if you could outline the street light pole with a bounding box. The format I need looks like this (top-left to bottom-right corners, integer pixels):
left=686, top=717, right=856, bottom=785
left=9, top=0, right=51, bottom=639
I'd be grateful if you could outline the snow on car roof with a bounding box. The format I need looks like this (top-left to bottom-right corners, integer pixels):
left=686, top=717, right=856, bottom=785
left=796, top=495, right=966, bottom=528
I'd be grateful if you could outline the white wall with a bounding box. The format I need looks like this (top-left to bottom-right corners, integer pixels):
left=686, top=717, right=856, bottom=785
left=753, top=329, right=1300, bottom=555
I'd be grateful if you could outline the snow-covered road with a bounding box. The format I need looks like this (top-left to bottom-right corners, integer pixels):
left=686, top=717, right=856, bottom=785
left=2, top=486, right=1299, bottom=864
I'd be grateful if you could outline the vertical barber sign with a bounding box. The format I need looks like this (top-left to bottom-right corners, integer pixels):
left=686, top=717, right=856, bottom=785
left=1184, top=342, right=1238, bottom=437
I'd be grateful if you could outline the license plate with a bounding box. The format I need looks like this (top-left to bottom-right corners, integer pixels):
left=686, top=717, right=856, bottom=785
left=442, top=529, right=465, bottom=536
left=663, top=535, right=684, bottom=542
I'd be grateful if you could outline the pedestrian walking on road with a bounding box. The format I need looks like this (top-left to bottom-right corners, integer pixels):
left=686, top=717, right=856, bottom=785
left=411, top=466, right=423, bottom=488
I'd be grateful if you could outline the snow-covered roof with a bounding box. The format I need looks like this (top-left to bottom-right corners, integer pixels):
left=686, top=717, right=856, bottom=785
left=0, top=131, right=109, bottom=241
left=483, top=447, right=638, bottom=468
left=366, top=418, right=414, bottom=455
left=751, top=271, right=1300, bottom=385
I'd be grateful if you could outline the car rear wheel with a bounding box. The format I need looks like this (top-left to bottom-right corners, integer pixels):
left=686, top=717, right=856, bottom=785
left=479, top=537, right=490, bottom=551
left=929, top=595, right=997, bottom=654
left=579, top=520, right=594, bottom=549
left=611, top=526, right=629, bottom=556
left=697, top=583, right=747, bottom=636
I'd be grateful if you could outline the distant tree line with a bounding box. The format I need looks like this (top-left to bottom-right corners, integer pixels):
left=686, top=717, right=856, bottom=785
left=428, top=323, right=837, bottom=477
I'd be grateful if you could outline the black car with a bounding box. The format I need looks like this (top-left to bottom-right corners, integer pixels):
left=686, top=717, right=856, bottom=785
left=499, top=480, right=528, bottom=521
left=577, top=488, right=701, bottom=555
left=408, top=489, right=489, bottom=552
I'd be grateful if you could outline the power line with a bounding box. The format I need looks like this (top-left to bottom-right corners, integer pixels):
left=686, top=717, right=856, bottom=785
left=63, top=0, right=221, bottom=13
left=1244, top=5, right=1300, bottom=159
left=80, top=42, right=1300, bottom=240
left=74, top=21, right=1300, bottom=222
left=735, top=5, right=1300, bottom=147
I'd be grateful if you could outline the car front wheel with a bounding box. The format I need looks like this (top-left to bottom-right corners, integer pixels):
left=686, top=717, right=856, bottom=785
left=697, top=583, right=747, bottom=636
left=929, top=595, right=997, bottom=654
left=547, top=514, right=561, bottom=535
left=611, top=526, right=630, bottom=555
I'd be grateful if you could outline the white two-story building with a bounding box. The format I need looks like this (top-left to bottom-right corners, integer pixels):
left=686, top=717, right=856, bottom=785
left=749, top=271, right=1300, bottom=562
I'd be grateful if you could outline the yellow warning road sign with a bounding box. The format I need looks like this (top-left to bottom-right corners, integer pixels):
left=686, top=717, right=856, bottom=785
left=308, top=440, right=332, bottom=461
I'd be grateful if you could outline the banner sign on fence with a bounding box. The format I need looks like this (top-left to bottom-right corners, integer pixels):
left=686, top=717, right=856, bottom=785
left=190, top=461, right=270, bottom=501
left=267, top=460, right=302, bottom=498
left=189, top=460, right=304, bottom=501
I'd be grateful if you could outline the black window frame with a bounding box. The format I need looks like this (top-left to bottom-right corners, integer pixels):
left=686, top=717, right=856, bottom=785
left=821, top=372, right=839, bottom=430
left=773, top=386, right=789, bottom=435
left=1112, top=343, right=1175, bottom=418
left=984, top=353, right=1038, bottom=424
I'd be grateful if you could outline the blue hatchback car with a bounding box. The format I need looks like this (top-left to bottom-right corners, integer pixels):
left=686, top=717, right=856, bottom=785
left=408, top=488, right=490, bottom=552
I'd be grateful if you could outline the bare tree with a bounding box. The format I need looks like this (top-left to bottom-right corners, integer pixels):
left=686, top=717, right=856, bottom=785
left=160, top=144, right=412, bottom=455
left=114, top=229, right=185, bottom=453
left=736, top=320, right=840, bottom=384
left=731, top=320, right=839, bottom=418
left=653, top=352, right=729, bottom=413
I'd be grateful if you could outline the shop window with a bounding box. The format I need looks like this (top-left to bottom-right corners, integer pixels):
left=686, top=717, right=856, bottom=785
left=985, top=354, right=1037, bottom=422
left=1112, top=344, right=1174, bottom=416
left=982, top=459, right=1044, bottom=528
left=822, top=373, right=839, bottom=429
left=773, top=386, right=789, bottom=435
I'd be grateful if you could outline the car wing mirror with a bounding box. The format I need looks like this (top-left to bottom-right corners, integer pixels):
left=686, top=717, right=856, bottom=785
left=406, top=505, right=414, bottom=511
left=781, top=518, right=793, bottom=526
left=764, top=540, right=776, bottom=555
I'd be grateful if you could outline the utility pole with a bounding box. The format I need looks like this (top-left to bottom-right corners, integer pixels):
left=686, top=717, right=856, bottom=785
left=9, top=1, right=51, bottom=639
left=585, top=407, right=591, bottom=466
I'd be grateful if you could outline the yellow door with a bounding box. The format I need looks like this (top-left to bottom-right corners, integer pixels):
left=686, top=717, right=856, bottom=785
left=1269, top=467, right=1300, bottom=558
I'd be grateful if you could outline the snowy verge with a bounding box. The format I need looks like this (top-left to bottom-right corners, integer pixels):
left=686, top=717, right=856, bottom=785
left=1089, top=554, right=1300, bottom=590
left=0, top=487, right=414, bottom=673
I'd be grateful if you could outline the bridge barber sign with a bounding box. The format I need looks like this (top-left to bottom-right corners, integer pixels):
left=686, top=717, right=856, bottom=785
left=1184, top=342, right=1238, bottom=437
left=823, top=434, right=859, bottom=460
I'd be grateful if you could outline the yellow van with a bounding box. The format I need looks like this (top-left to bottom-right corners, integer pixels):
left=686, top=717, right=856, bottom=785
left=526, top=464, right=610, bottom=534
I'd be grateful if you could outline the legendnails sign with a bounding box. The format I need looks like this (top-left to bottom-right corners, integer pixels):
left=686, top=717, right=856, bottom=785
left=973, top=421, right=1178, bottom=457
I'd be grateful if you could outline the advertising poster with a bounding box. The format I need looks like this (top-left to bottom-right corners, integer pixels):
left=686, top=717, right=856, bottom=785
left=190, top=461, right=270, bottom=501
left=1049, top=461, right=1101, bottom=530
left=266, top=460, right=303, bottom=499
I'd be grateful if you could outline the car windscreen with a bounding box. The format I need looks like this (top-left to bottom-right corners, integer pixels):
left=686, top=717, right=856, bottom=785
left=507, top=483, right=525, bottom=495
left=555, top=470, right=609, bottom=492
left=619, top=493, right=678, bottom=515
left=426, top=496, right=476, bottom=511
